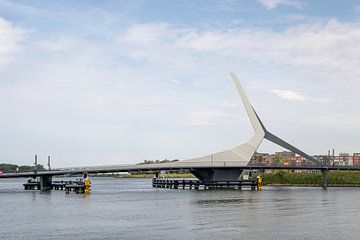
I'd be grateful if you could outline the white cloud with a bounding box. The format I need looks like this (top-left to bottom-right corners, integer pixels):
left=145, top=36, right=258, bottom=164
left=354, top=5, right=360, bottom=13
left=270, top=89, right=306, bottom=101
left=223, top=101, right=239, bottom=107
left=0, top=17, right=25, bottom=63
left=269, top=89, right=330, bottom=103
left=35, top=38, right=79, bottom=52
left=185, top=110, right=226, bottom=126
left=204, top=0, right=246, bottom=13
left=302, top=113, right=360, bottom=128
left=117, top=22, right=188, bottom=47
left=117, top=19, right=360, bottom=87
left=168, top=79, right=182, bottom=85
left=257, top=0, right=304, bottom=10
left=282, top=14, right=311, bottom=22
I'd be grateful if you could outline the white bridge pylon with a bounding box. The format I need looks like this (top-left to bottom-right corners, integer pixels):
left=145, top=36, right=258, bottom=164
left=176, top=72, right=320, bottom=167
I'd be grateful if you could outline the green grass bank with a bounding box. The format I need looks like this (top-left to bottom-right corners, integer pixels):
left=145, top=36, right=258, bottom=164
left=260, top=171, right=360, bottom=186
left=112, top=170, right=360, bottom=186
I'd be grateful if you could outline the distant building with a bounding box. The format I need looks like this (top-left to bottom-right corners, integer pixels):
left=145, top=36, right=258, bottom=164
left=275, top=151, right=296, bottom=158
left=263, top=154, right=275, bottom=165
left=251, top=152, right=272, bottom=165
left=250, top=152, right=264, bottom=165
left=353, top=153, right=360, bottom=166
left=334, top=153, right=351, bottom=166
left=252, top=151, right=360, bottom=167
left=289, top=156, right=307, bottom=167
left=314, top=155, right=330, bottom=166
left=335, top=153, right=353, bottom=166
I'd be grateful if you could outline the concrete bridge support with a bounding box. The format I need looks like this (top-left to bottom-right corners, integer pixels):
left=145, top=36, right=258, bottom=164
left=321, top=169, right=328, bottom=189
left=191, top=169, right=243, bottom=182
left=40, top=175, right=52, bottom=191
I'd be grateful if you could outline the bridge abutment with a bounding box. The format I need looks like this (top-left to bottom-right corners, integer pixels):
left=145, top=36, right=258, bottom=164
left=191, top=169, right=243, bottom=182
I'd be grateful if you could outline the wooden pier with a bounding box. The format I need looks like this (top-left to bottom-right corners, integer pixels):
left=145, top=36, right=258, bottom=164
left=23, top=179, right=91, bottom=193
left=64, top=184, right=85, bottom=194
left=51, top=180, right=69, bottom=190
left=152, top=178, right=262, bottom=190
left=52, top=180, right=86, bottom=193
left=23, top=179, right=41, bottom=190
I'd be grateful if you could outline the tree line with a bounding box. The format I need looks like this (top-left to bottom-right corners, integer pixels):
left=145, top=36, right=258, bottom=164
left=138, top=159, right=179, bottom=165
left=0, top=163, right=46, bottom=173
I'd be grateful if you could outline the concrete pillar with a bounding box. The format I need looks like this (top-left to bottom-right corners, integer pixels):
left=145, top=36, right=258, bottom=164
left=321, top=170, right=328, bottom=189
left=40, top=175, right=52, bottom=191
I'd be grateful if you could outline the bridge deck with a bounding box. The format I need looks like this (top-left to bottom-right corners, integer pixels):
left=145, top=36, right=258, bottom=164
left=1, top=164, right=360, bottom=178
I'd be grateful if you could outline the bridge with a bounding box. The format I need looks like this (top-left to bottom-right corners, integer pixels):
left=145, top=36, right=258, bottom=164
left=2, top=163, right=360, bottom=189
left=0, top=73, right=355, bottom=189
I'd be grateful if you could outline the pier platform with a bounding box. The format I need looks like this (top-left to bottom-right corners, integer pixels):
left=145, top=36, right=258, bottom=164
left=23, top=179, right=91, bottom=193
left=23, top=180, right=40, bottom=190
left=152, top=178, right=262, bottom=190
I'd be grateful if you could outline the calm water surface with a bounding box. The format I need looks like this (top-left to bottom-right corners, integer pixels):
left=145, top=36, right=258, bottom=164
left=0, top=177, right=359, bottom=240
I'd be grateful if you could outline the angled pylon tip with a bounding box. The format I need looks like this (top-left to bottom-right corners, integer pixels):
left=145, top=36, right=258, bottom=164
left=229, top=72, right=265, bottom=135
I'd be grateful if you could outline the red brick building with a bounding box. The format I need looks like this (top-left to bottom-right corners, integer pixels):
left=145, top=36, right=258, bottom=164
left=353, top=153, right=360, bottom=166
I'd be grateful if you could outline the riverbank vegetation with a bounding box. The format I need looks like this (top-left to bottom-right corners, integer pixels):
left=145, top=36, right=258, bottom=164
left=137, top=159, right=179, bottom=165
left=0, top=163, right=46, bottom=173
left=260, top=171, right=360, bottom=186
left=114, top=170, right=360, bottom=186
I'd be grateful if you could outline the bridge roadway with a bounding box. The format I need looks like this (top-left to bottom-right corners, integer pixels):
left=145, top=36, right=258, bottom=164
left=1, top=163, right=360, bottom=179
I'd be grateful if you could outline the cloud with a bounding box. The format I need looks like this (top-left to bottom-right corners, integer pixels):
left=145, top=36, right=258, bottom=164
left=117, top=22, right=186, bottom=47
left=35, top=38, right=80, bottom=52
left=223, top=101, right=239, bottom=107
left=302, top=113, right=360, bottom=130
left=282, top=14, right=311, bottom=22
left=354, top=5, right=360, bottom=13
left=269, top=89, right=330, bottom=103
left=116, top=19, right=360, bottom=88
left=203, top=0, right=247, bottom=13
left=0, top=17, right=25, bottom=63
left=185, top=110, right=227, bottom=126
left=167, top=79, right=182, bottom=85
left=257, top=0, right=304, bottom=10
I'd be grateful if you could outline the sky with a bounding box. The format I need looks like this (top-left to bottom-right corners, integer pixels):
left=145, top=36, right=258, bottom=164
left=1, top=0, right=360, bottom=168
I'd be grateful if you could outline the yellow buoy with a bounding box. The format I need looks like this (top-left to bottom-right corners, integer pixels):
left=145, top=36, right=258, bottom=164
left=84, top=178, right=91, bottom=194
left=257, top=176, right=263, bottom=191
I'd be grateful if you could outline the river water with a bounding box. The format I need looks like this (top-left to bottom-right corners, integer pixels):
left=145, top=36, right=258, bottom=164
left=0, top=177, right=359, bottom=240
